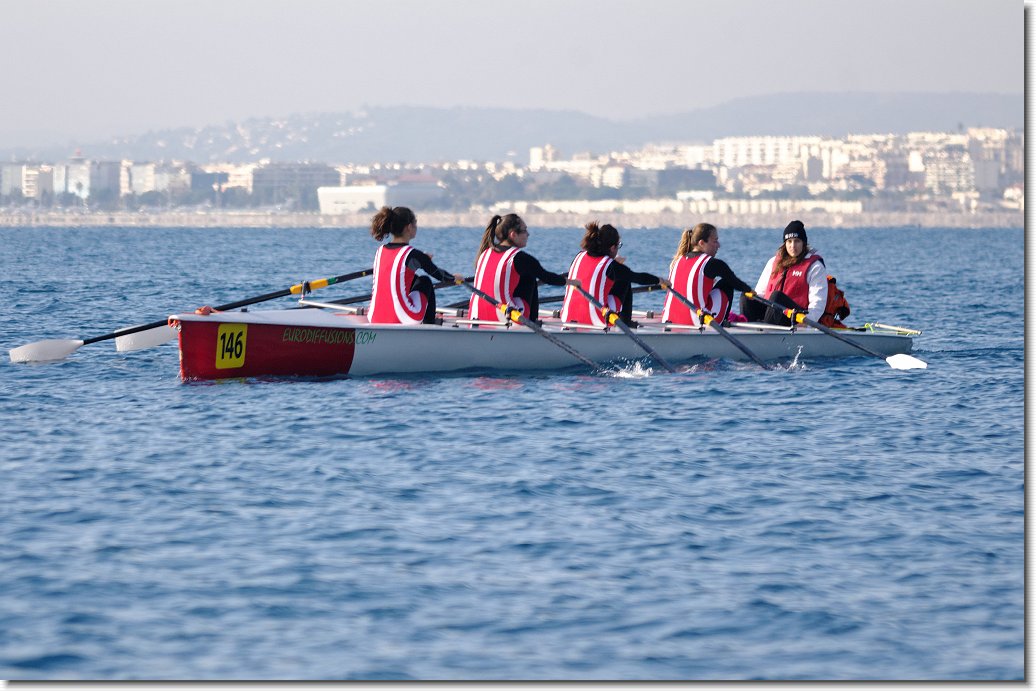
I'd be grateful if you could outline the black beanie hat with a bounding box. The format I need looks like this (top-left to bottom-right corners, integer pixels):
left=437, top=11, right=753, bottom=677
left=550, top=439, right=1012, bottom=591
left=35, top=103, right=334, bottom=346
left=783, top=220, right=807, bottom=244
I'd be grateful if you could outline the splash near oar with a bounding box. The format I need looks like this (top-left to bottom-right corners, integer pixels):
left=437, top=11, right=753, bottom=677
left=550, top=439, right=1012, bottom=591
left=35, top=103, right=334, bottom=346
left=566, top=280, right=676, bottom=373
left=662, top=286, right=770, bottom=369
left=10, top=267, right=374, bottom=363
left=745, top=292, right=927, bottom=370
left=457, top=278, right=602, bottom=371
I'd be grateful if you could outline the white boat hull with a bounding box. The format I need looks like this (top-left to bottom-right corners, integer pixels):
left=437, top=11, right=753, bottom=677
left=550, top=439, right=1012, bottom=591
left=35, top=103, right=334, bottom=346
left=170, top=307, right=917, bottom=379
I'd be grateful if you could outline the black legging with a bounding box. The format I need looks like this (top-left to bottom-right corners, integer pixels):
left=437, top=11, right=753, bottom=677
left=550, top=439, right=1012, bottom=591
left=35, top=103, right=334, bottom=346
left=612, top=283, right=634, bottom=325
left=412, top=276, right=438, bottom=324
left=740, top=290, right=802, bottom=326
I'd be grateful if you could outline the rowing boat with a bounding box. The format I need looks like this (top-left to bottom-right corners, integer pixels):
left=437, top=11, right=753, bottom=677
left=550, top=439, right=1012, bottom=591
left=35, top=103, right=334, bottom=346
left=169, top=301, right=919, bottom=379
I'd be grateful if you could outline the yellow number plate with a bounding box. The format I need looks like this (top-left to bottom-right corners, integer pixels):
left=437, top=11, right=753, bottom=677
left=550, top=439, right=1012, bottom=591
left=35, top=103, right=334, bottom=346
left=215, top=323, right=247, bottom=369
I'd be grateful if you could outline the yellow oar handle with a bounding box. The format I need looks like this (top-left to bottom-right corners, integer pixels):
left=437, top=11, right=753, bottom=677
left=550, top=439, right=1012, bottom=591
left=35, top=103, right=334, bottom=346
left=596, top=308, right=620, bottom=326
left=289, top=269, right=373, bottom=295
left=781, top=308, right=806, bottom=324
left=496, top=303, right=524, bottom=323
left=290, top=278, right=329, bottom=294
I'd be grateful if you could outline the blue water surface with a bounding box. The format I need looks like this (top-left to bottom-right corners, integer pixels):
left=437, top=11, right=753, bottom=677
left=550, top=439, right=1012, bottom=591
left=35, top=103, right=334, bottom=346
left=0, top=224, right=1024, bottom=680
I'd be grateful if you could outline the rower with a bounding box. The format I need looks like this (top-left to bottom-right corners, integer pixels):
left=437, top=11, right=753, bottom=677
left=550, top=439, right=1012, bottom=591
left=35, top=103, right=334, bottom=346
left=468, top=214, right=567, bottom=324
left=662, top=223, right=752, bottom=326
left=560, top=221, right=664, bottom=328
left=367, top=206, right=463, bottom=325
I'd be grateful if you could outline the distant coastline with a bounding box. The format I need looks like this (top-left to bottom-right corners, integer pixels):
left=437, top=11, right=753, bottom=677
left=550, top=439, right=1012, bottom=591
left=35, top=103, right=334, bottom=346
left=0, top=209, right=1023, bottom=230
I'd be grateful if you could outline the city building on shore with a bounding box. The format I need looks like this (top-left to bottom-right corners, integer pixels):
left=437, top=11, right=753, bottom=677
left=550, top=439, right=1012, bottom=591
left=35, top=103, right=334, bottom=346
left=0, top=128, right=1024, bottom=223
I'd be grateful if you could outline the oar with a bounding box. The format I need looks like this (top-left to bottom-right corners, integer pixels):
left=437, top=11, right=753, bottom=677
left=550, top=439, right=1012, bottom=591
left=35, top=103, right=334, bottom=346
left=114, top=267, right=375, bottom=352
left=663, top=286, right=770, bottom=369
left=538, top=283, right=664, bottom=307
left=457, top=278, right=602, bottom=371
left=446, top=283, right=665, bottom=310
left=323, top=276, right=475, bottom=308
left=10, top=268, right=374, bottom=363
left=566, top=280, right=676, bottom=373
left=745, top=292, right=927, bottom=370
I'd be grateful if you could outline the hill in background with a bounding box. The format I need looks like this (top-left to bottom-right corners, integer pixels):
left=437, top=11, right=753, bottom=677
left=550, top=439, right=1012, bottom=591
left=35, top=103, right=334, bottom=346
left=2, top=91, right=1022, bottom=164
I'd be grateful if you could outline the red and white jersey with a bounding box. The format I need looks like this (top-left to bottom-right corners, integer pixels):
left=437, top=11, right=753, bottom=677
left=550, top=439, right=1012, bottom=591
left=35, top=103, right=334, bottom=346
left=367, top=245, right=427, bottom=324
left=560, top=252, right=619, bottom=326
left=468, top=247, right=525, bottom=322
left=764, top=252, right=824, bottom=311
left=662, top=254, right=729, bottom=326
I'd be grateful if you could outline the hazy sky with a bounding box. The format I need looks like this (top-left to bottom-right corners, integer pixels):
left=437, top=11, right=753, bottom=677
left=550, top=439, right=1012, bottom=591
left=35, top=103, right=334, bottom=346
left=0, top=0, right=1022, bottom=146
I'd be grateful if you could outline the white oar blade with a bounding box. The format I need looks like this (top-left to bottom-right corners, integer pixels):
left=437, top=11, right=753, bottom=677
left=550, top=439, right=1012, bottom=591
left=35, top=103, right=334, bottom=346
left=115, top=325, right=177, bottom=352
left=886, top=353, right=928, bottom=370
left=9, top=339, right=85, bottom=363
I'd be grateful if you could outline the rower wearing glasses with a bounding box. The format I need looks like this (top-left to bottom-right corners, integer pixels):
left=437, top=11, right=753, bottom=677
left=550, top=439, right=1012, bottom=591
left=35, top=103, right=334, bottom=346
left=561, top=221, right=664, bottom=328
left=468, top=214, right=567, bottom=323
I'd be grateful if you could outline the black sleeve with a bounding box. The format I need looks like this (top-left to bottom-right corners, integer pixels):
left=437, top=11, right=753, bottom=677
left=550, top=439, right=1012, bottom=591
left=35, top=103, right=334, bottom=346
left=704, top=258, right=753, bottom=294
left=607, top=261, right=660, bottom=286
left=514, top=252, right=567, bottom=286
left=406, top=248, right=454, bottom=283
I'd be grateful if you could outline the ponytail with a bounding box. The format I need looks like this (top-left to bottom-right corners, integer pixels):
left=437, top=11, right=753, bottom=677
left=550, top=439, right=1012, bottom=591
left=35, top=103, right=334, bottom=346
left=672, top=227, right=695, bottom=267
left=370, top=205, right=416, bottom=241
left=475, top=213, right=525, bottom=267
left=475, top=215, right=503, bottom=265
left=580, top=220, right=619, bottom=255
left=672, top=223, right=715, bottom=266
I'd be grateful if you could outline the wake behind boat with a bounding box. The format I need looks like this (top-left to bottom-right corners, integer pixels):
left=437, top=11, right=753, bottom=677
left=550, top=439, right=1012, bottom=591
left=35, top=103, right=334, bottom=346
left=170, top=301, right=919, bottom=380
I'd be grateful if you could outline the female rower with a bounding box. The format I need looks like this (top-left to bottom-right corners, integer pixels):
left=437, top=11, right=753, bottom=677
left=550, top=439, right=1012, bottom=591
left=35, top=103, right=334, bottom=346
left=368, top=206, right=462, bottom=324
left=468, top=214, right=567, bottom=323
left=560, top=221, right=664, bottom=327
left=740, top=219, right=827, bottom=325
left=662, top=222, right=753, bottom=325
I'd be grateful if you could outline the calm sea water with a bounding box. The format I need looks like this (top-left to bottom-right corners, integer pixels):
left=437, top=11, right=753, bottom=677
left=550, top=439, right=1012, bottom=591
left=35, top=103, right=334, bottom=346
left=0, top=224, right=1024, bottom=681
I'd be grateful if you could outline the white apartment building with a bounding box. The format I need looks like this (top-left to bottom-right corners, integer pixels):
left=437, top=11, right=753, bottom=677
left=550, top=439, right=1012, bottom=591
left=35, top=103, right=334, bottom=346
left=52, top=157, right=120, bottom=199
left=199, top=163, right=259, bottom=193
left=119, top=162, right=192, bottom=196
left=711, top=136, right=823, bottom=169
left=22, top=165, right=54, bottom=199
left=924, top=147, right=976, bottom=194
left=318, top=184, right=388, bottom=213
left=528, top=145, right=610, bottom=185
left=0, top=163, right=53, bottom=199
left=0, top=163, right=24, bottom=196
left=318, top=177, right=445, bottom=213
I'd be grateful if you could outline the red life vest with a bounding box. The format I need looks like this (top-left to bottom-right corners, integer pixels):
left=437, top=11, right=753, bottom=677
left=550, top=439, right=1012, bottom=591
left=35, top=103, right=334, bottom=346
left=662, top=253, right=730, bottom=326
left=468, top=246, right=525, bottom=322
left=367, top=244, right=427, bottom=324
left=561, top=252, right=619, bottom=326
left=820, top=275, right=851, bottom=328
left=764, top=252, right=824, bottom=310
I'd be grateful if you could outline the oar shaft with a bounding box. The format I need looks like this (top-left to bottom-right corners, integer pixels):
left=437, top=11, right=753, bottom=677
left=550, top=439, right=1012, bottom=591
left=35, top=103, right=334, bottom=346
left=538, top=283, right=662, bottom=307
left=664, top=287, right=769, bottom=368
left=81, top=318, right=171, bottom=345
left=567, top=282, right=675, bottom=373
left=747, top=293, right=887, bottom=359
left=458, top=279, right=600, bottom=370
left=323, top=276, right=471, bottom=308
left=84, top=268, right=374, bottom=346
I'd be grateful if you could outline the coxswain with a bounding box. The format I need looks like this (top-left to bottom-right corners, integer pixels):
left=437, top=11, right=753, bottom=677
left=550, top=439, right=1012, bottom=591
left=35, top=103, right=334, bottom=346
left=741, top=220, right=828, bottom=326
left=662, top=223, right=752, bottom=325
left=367, top=206, right=462, bottom=324
left=560, top=221, right=664, bottom=327
left=468, top=214, right=567, bottom=323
